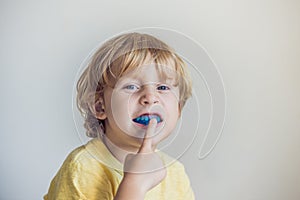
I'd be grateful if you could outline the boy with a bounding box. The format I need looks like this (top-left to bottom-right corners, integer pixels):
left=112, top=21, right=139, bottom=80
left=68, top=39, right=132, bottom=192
left=44, top=32, right=195, bottom=199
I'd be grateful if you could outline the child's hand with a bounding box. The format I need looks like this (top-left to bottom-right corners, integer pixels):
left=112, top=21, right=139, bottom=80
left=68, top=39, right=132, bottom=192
left=115, top=119, right=167, bottom=199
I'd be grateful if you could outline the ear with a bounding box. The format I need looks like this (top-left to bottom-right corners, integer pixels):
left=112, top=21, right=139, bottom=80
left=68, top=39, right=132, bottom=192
left=93, top=98, right=107, bottom=120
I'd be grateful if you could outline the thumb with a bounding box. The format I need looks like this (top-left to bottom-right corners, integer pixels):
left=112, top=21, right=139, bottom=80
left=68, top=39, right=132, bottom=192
left=138, top=118, right=157, bottom=154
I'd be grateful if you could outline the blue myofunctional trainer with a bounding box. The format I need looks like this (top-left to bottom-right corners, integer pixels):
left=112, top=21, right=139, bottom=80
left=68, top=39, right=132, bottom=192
left=133, top=114, right=162, bottom=125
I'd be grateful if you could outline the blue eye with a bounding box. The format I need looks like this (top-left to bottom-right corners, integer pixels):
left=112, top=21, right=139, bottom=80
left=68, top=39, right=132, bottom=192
left=124, top=84, right=139, bottom=90
left=157, top=85, right=170, bottom=90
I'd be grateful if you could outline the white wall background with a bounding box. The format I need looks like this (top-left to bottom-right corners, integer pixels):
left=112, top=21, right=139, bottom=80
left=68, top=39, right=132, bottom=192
left=1, top=0, right=300, bottom=199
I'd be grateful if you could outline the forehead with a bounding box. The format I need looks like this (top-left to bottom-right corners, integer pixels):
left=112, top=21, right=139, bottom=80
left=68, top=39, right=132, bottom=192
left=120, top=62, right=178, bottom=82
left=105, top=50, right=181, bottom=88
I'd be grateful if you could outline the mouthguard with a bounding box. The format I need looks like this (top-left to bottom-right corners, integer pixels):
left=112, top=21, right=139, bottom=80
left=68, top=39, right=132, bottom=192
left=133, top=114, right=162, bottom=125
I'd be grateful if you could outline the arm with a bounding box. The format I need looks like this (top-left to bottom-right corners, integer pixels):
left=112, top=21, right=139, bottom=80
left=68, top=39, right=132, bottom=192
left=114, top=119, right=166, bottom=200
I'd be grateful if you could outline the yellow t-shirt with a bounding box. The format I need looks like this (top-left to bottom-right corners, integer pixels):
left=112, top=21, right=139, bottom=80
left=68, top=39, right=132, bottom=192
left=44, top=139, right=195, bottom=200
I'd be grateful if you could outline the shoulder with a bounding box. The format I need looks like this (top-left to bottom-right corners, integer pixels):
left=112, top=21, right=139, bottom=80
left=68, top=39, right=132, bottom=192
left=158, top=151, right=186, bottom=175
left=45, top=141, right=121, bottom=199
left=69, top=145, right=98, bottom=165
left=157, top=152, right=195, bottom=199
left=58, top=145, right=99, bottom=171
left=59, top=142, right=120, bottom=181
left=165, top=159, right=188, bottom=183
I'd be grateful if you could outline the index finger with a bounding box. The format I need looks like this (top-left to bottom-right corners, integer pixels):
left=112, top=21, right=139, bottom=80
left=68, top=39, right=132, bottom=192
left=138, top=118, right=157, bottom=154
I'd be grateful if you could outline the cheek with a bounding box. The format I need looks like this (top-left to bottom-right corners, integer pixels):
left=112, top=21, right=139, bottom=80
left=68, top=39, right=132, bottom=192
left=163, top=102, right=179, bottom=127
left=110, top=91, right=127, bottom=108
left=166, top=95, right=180, bottom=112
left=106, top=93, right=130, bottom=123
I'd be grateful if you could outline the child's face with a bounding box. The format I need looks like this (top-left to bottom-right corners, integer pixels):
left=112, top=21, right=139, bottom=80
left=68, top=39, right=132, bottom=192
left=100, top=63, right=180, bottom=149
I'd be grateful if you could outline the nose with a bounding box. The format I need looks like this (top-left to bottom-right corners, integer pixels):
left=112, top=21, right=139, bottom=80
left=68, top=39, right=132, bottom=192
left=139, top=85, right=159, bottom=105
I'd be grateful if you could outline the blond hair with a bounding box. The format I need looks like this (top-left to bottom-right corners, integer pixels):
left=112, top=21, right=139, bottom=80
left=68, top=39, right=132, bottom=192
left=76, top=32, right=192, bottom=138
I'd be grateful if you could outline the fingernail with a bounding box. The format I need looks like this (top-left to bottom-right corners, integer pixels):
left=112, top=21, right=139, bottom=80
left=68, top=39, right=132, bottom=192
left=150, top=118, right=157, bottom=124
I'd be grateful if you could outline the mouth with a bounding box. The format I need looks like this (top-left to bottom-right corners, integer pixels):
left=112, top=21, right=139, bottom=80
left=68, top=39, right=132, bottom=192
left=132, top=113, right=163, bottom=126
